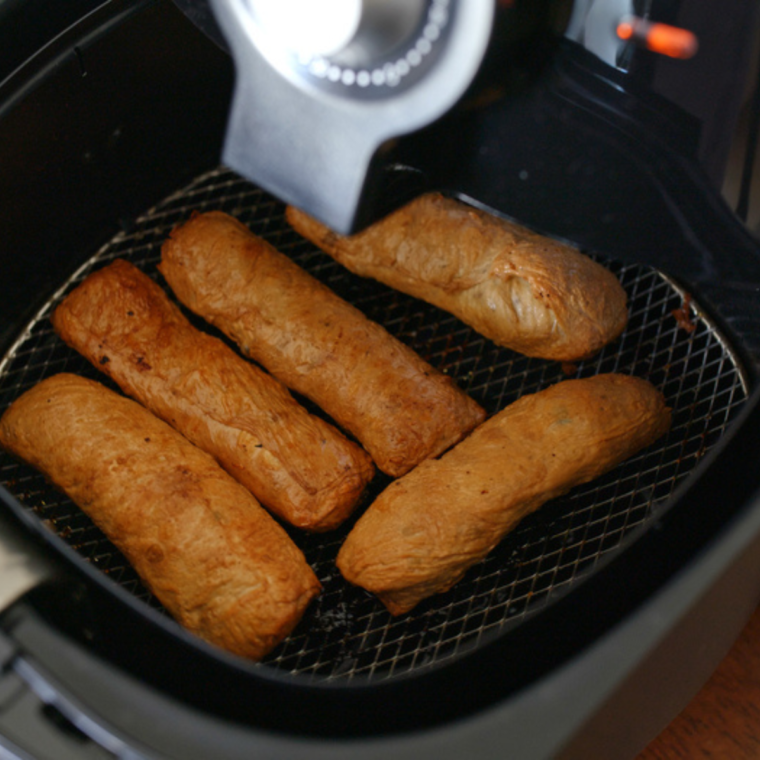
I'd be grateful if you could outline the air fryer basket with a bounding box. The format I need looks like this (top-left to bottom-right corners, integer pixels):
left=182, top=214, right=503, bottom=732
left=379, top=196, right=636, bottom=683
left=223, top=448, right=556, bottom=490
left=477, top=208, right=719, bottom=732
left=0, top=165, right=750, bottom=683
left=3, top=2, right=760, bottom=757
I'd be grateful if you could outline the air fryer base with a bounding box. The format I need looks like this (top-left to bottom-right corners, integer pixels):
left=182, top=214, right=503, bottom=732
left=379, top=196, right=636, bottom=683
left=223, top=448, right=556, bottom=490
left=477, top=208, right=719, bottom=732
left=2, top=478, right=760, bottom=760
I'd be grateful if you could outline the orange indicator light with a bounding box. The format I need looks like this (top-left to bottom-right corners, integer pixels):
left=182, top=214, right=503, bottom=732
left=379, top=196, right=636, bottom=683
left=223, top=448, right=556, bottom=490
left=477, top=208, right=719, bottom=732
left=617, top=16, right=699, bottom=60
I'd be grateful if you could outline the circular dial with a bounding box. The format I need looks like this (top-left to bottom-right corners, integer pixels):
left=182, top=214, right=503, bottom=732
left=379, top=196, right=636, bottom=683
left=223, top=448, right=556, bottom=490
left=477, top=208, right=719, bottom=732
left=248, top=0, right=428, bottom=64
left=247, top=0, right=363, bottom=59
left=246, top=0, right=447, bottom=93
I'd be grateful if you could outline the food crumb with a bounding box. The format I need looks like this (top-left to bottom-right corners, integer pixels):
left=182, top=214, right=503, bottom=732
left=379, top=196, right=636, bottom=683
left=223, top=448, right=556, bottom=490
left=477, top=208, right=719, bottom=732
left=672, top=294, right=697, bottom=333
left=561, top=362, right=578, bottom=376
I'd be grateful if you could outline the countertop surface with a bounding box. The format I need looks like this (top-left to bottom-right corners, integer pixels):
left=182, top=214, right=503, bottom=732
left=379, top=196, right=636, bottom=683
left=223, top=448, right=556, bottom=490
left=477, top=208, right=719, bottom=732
left=638, top=603, right=760, bottom=759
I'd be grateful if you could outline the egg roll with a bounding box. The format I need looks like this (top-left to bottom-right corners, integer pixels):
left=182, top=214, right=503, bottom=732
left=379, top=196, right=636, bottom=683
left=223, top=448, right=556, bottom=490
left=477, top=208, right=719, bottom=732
left=51, top=259, right=374, bottom=531
left=160, top=211, right=486, bottom=478
left=337, top=373, right=670, bottom=615
left=286, top=193, right=629, bottom=361
left=0, top=373, right=321, bottom=660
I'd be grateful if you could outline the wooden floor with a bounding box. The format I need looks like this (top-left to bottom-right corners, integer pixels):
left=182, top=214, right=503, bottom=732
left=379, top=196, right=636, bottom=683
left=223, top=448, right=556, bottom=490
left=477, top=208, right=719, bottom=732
left=638, top=604, right=760, bottom=759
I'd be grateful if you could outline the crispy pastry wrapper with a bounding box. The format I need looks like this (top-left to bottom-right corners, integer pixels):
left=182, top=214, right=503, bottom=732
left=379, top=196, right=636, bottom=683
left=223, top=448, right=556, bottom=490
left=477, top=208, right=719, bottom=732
left=52, top=259, right=374, bottom=531
left=337, top=374, right=671, bottom=615
left=0, top=374, right=321, bottom=660
left=287, top=193, right=629, bottom=361
left=160, top=211, right=485, bottom=477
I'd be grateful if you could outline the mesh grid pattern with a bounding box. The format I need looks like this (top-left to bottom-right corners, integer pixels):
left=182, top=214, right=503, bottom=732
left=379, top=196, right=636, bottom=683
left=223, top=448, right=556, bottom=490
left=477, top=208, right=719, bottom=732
left=0, top=167, right=749, bottom=682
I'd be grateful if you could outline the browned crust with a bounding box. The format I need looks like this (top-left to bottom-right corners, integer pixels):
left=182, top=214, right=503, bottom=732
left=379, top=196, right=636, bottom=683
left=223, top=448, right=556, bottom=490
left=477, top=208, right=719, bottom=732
left=286, top=193, right=629, bottom=361
left=51, top=259, right=374, bottom=531
left=159, top=211, right=486, bottom=477
left=336, top=373, right=670, bottom=615
left=0, top=374, right=321, bottom=659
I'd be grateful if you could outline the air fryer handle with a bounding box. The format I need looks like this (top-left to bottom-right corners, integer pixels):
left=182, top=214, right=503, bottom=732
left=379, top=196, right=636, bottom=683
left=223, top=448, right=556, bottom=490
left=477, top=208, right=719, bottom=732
left=0, top=507, right=105, bottom=758
left=0, top=501, right=55, bottom=614
left=0, top=506, right=135, bottom=759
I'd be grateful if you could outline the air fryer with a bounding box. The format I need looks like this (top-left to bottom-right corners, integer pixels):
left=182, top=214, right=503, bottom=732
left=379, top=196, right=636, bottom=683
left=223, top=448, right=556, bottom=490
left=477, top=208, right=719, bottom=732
left=1, top=1, right=760, bottom=758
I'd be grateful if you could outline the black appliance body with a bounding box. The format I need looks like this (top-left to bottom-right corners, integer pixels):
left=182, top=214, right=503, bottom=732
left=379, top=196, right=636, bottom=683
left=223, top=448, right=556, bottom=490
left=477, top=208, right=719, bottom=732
left=0, top=1, right=760, bottom=758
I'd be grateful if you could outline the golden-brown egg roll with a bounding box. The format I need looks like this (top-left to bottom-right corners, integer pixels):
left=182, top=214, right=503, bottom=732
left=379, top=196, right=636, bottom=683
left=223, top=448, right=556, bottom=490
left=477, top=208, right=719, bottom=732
left=0, top=373, right=321, bottom=660
left=160, top=211, right=486, bottom=478
left=286, top=193, right=629, bottom=361
left=337, top=373, right=670, bottom=615
left=51, top=259, right=374, bottom=532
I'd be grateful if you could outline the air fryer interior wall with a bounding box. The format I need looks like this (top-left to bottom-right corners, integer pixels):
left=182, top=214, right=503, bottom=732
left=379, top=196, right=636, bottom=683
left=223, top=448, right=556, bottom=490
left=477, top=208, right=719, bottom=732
left=0, top=0, right=233, bottom=349
left=2, top=1, right=760, bottom=758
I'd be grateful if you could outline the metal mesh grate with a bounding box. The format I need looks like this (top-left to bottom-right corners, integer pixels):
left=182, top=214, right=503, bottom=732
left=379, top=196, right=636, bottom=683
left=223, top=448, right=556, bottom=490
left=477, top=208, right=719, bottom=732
left=0, top=167, right=750, bottom=682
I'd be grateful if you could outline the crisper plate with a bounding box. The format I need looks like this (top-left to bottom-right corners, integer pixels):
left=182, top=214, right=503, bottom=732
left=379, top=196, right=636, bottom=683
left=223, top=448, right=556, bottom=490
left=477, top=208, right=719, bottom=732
left=0, top=167, right=750, bottom=682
